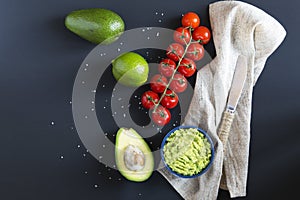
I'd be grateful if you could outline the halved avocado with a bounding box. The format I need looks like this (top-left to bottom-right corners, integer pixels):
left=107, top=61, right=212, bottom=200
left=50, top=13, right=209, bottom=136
left=115, top=128, right=154, bottom=182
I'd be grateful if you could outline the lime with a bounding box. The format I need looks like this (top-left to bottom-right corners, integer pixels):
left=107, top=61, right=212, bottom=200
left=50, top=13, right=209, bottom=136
left=112, top=52, right=149, bottom=87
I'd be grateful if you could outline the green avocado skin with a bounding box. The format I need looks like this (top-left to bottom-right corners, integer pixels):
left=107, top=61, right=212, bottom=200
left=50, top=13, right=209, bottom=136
left=65, top=8, right=125, bottom=44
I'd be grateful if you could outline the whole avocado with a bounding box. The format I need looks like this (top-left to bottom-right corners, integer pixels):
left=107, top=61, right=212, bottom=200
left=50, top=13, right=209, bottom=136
left=65, top=8, right=125, bottom=44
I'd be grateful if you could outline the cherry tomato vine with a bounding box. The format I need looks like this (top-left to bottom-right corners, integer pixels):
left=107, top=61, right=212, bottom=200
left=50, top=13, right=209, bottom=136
left=141, top=12, right=211, bottom=126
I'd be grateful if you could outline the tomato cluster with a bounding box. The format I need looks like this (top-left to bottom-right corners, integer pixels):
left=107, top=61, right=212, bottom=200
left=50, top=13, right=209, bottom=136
left=141, top=12, right=211, bottom=126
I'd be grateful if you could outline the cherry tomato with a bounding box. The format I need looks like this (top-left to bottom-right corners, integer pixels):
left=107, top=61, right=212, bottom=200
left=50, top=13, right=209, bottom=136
left=178, top=58, right=197, bottom=77
left=141, top=91, right=159, bottom=110
left=151, top=105, right=171, bottom=126
left=186, top=43, right=204, bottom=61
left=158, top=58, right=176, bottom=77
left=161, top=90, right=179, bottom=109
left=173, top=27, right=191, bottom=45
left=192, top=26, right=211, bottom=45
left=166, top=43, right=184, bottom=62
left=150, top=74, right=168, bottom=93
left=169, top=74, right=188, bottom=93
left=181, top=12, right=200, bottom=29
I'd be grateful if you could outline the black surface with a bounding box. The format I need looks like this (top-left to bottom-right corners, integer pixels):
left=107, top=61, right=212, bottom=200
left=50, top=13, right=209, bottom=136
left=0, top=0, right=299, bottom=199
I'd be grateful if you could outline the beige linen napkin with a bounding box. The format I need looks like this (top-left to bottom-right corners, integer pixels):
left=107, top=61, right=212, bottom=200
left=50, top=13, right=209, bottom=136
left=158, top=1, right=286, bottom=199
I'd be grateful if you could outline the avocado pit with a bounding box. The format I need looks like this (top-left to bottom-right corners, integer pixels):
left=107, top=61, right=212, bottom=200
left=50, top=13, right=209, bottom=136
left=124, top=145, right=145, bottom=171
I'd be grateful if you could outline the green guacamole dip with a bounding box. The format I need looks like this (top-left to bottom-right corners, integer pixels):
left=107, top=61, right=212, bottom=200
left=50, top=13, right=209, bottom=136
left=163, top=128, right=212, bottom=176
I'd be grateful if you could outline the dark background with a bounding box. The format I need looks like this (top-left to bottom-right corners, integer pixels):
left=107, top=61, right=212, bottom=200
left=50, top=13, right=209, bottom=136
left=0, top=0, right=299, bottom=199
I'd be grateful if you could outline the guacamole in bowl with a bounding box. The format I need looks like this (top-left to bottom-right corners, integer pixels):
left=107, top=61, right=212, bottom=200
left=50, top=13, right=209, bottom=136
left=161, top=126, right=215, bottom=178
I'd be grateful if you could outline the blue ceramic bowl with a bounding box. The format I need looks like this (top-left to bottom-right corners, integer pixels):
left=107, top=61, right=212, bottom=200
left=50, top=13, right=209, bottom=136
left=160, top=126, right=215, bottom=178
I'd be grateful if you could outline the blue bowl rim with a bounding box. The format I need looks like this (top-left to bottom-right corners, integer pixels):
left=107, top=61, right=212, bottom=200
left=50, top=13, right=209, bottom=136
left=160, top=125, right=215, bottom=178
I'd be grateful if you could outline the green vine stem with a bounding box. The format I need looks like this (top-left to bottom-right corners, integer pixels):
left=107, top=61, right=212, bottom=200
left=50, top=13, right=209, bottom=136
left=153, top=27, right=193, bottom=113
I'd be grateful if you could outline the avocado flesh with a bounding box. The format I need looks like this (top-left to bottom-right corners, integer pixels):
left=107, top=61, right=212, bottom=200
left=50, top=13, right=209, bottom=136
left=65, top=8, right=125, bottom=44
left=115, top=128, right=154, bottom=182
